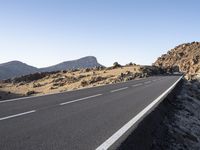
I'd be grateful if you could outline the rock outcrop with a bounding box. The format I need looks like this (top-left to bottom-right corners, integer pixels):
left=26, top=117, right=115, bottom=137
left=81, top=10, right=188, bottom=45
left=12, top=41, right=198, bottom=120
left=153, top=42, right=200, bottom=80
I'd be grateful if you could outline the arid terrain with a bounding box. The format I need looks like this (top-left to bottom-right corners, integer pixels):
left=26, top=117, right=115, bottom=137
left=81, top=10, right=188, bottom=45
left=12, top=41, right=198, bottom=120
left=0, top=63, right=159, bottom=100
left=0, top=42, right=200, bottom=149
left=1, top=42, right=200, bottom=102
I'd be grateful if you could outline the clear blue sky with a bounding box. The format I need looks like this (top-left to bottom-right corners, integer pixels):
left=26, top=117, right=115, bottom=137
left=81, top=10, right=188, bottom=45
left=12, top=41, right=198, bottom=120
left=0, top=0, right=199, bottom=67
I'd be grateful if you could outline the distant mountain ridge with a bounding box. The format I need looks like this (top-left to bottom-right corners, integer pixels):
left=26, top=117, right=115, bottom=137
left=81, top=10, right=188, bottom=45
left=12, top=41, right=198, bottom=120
left=0, top=56, right=103, bottom=80
left=40, top=56, right=102, bottom=72
left=0, top=61, right=38, bottom=80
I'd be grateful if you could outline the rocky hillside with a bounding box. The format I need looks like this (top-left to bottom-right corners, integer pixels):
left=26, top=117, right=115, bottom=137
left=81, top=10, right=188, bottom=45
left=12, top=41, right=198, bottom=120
left=153, top=42, right=200, bottom=80
left=0, top=61, right=38, bottom=80
left=0, top=56, right=103, bottom=80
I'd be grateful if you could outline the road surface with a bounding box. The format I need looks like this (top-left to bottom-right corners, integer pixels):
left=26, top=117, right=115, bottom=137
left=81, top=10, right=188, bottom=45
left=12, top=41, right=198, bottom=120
left=0, top=75, right=182, bottom=150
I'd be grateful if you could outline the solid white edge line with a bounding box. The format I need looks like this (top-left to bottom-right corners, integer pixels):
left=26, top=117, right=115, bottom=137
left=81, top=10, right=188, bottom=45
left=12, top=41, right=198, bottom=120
left=110, top=87, right=128, bottom=93
left=96, top=76, right=182, bottom=150
left=0, top=110, right=36, bottom=121
left=59, top=94, right=102, bottom=106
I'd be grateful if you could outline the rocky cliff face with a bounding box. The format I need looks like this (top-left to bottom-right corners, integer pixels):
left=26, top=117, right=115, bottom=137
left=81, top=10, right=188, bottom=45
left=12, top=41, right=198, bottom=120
left=153, top=42, right=200, bottom=80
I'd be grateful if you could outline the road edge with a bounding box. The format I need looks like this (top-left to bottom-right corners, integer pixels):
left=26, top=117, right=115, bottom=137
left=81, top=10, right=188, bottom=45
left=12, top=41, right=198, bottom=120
left=96, top=76, right=183, bottom=150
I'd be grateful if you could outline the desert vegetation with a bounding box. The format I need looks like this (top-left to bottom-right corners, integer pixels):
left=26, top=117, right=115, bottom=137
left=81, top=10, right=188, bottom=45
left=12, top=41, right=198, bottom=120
left=0, top=63, right=160, bottom=100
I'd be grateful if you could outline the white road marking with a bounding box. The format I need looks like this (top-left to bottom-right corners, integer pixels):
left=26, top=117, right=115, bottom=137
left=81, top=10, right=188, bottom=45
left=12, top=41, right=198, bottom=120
left=110, top=87, right=128, bottom=93
left=152, top=79, right=157, bottom=82
left=0, top=96, right=33, bottom=104
left=96, top=76, right=182, bottom=150
left=132, top=83, right=143, bottom=87
left=0, top=110, right=36, bottom=121
left=60, top=94, right=102, bottom=106
left=144, top=81, right=151, bottom=84
left=0, top=92, right=59, bottom=104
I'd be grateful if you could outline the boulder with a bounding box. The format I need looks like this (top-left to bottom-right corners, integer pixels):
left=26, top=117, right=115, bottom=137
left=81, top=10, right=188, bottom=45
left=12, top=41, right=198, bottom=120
left=113, top=62, right=122, bottom=68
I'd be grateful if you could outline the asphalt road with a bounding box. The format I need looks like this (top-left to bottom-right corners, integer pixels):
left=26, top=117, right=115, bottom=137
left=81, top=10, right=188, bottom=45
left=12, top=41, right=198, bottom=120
left=0, top=75, right=182, bottom=150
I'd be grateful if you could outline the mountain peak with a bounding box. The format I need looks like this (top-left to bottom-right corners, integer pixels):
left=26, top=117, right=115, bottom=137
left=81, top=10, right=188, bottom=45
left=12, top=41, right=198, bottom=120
left=40, top=56, right=103, bottom=72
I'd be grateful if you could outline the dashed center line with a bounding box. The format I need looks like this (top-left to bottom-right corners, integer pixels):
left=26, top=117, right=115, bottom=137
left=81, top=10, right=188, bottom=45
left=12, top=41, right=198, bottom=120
left=144, top=81, right=151, bottom=84
left=132, top=83, right=143, bottom=87
left=0, top=110, right=36, bottom=121
left=110, top=87, right=128, bottom=93
left=0, top=77, right=164, bottom=121
left=60, top=94, right=102, bottom=106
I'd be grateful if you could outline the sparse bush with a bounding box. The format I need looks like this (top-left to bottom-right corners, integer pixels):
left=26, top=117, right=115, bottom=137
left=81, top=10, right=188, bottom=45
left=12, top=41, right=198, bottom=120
left=85, top=68, right=91, bottom=72
left=26, top=91, right=35, bottom=96
left=89, top=76, right=107, bottom=84
left=125, top=71, right=131, bottom=75
left=92, top=71, right=96, bottom=75
left=53, top=83, right=59, bottom=86
left=3, top=79, right=12, bottom=83
left=94, top=66, right=105, bottom=71
left=18, top=82, right=25, bottom=86
left=126, top=62, right=133, bottom=66
left=62, top=70, right=67, bottom=73
left=33, top=83, right=42, bottom=88
left=13, top=72, right=48, bottom=83
left=113, top=62, right=122, bottom=69
left=59, top=82, right=65, bottom=87
left=53, top=77, right=65, bottom=83
left=81, top=80, right=88, bottom=87
left=50, top=86, right=57, bottom=90
left=77, top=75, right=86, bottom=79
left=52, top=73, right=62, bottom=79
left=71, top=69, right=79, bottom=72
left=113, top=62, right=121, bottom=67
